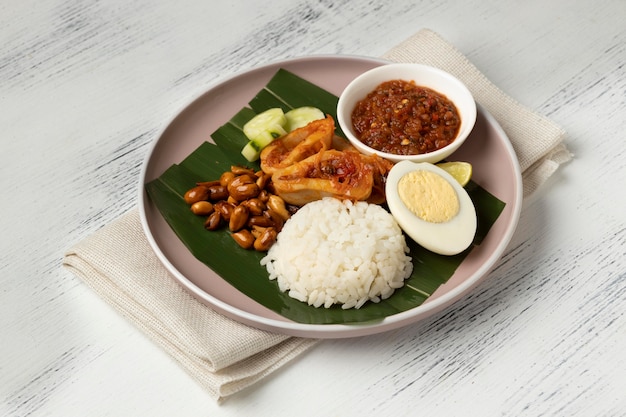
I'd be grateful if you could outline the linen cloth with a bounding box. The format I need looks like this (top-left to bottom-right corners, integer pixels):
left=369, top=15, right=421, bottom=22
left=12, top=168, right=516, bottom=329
left=63, top=28, right=571, bottom=403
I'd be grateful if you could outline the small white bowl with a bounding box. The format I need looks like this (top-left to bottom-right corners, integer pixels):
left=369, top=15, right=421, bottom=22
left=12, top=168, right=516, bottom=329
left=336, top=63, right=477, bottom=163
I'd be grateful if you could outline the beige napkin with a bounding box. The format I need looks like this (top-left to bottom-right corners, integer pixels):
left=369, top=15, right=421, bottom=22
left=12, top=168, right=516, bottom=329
left=63, top=28, right=571, bottom=403
left=63, top=209, right=317, bottom=402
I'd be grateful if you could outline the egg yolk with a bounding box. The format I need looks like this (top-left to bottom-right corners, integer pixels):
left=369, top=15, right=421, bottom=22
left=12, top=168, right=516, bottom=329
left=397, top=170, right=459, bottom=223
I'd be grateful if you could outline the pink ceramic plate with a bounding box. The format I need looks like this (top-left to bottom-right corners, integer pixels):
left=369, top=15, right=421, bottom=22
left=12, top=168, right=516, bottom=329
left=138, top=55, right=523, bottom=338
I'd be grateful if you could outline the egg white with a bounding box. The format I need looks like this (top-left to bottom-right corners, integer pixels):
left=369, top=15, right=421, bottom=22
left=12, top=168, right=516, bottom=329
left=385, top=160, right=477, bottom=255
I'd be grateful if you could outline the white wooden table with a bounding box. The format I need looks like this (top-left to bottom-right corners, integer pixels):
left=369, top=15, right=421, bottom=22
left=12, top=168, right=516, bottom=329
left=2, top=1, right=625, bottom=415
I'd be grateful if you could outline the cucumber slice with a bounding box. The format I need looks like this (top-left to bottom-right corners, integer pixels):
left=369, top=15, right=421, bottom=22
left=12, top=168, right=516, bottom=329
left=240, top=106, right=325, bottom=162
left=243, top=108, right=288, bottom=142
left=285, top=106, right=325, bottom=131
left=241, top=140, right=262, bottom=162
left=250, top=130, right=277, bottom=149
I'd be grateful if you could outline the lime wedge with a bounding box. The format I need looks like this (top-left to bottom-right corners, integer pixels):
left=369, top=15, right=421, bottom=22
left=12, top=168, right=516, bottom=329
left=437, top=161, right=473, bottom=187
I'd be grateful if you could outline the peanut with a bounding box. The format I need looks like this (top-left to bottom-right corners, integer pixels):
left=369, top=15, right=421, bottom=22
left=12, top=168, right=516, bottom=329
left=229, top=182, right=260, bottom=202
left=184, top=164, right=286, bottom=251
left=190, top=201, right=214, bottom=216
left=229, top=204, right=249, bottom=232
left=204, top=211, right=222, bottom=231
left=253, top=227, right=277, bottom=251
left=231, top=229, right=255, bottom=249
left=231, top=165, right=257, bottom=176
left=267, top=194, right=290, bottom=221
left=243, top=198, right=266, bottom=216
left=214, top=200, right=235, bottom=221
left=207, top=184, right=229, bottom=201
left=184, top=185, right=209, bottom=204
left=219, top=171, right=236, bottom=187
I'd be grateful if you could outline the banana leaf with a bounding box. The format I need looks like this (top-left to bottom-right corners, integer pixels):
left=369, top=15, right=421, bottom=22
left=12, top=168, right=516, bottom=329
left=145, top=69, right=506, bottom=325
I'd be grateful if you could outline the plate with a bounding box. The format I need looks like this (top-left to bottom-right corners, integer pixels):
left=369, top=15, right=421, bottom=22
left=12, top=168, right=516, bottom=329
left=138, top=55, right=523, bottom=339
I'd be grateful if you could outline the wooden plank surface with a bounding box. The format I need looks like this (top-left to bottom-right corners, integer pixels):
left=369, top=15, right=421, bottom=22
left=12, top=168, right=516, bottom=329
left=1, top=0, right=624, bottom=415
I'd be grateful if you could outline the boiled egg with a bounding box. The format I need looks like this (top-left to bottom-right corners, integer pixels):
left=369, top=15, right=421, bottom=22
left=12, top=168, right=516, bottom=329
left=385, top=160, right=477, bottom=255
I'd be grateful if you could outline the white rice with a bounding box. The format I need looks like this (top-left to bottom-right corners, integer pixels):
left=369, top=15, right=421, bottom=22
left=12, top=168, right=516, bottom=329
left=260, top=198, right=413, bottom=309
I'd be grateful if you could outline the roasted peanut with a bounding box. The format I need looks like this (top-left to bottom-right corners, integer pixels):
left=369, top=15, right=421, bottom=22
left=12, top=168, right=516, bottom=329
left=190, top=201, right=214, bottom=216
left=229, top=182, right=260, bottom=202
left=207, top=184, right=229, bottom=201
left=255, top=172, right=271, bottom=190
left=204, top=211, right=222, bottom=230
left=257, top=189, right=270, bottom=203
left=247, top=215, right=274, bottom=228
left=190, top=166, right=283, bottom=251
left=184, top=185, right=209, bottom=204
left=243, top=198, right=266, bottom=216
left=264, top=208, right=284, bottom=231
left=267, top=195, right=290, bottom=221
left=253, top=227, right=277, bottom=251
left=250, top=225, right=266, bottom=239
left=228, top=174, right=256, bottom=188
left=214, top=200, right=235, bottom=221
left=231, top=165, right=256, bottom=176
left=229, top=205, right=249, bottom=232
left=231, top=229, right=255, bottom=249
left=219, top=171, right=236, bottom=188
left=227, top=174, right=258, bottom=201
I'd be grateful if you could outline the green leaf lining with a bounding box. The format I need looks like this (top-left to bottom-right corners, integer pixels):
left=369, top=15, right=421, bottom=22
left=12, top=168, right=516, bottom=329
left=145, top=69, right=506, bottom=324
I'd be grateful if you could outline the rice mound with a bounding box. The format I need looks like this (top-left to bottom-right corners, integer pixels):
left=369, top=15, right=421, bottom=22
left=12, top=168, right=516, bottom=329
left=260, top=197, right=413, bottom=309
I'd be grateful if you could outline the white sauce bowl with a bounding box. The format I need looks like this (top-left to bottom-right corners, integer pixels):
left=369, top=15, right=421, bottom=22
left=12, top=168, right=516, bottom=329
left=336, top=63, right=477, bottom=163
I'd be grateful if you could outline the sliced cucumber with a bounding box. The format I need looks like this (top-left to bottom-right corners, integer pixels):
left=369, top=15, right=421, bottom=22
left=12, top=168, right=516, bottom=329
left=250, top=130, right=276, bottom=149
left=241, top=140, right=262, bottom=162
left=240, top=106, right=326, bottom=162
left=241, top=130, right=278, bottom=162
left=285, top=106, right=325, bottom=131
left=243, top=108, right=288, bottom=142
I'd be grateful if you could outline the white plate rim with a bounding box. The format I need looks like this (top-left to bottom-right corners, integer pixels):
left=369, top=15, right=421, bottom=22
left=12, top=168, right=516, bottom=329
left=137, top=54, right=524, bottom=338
